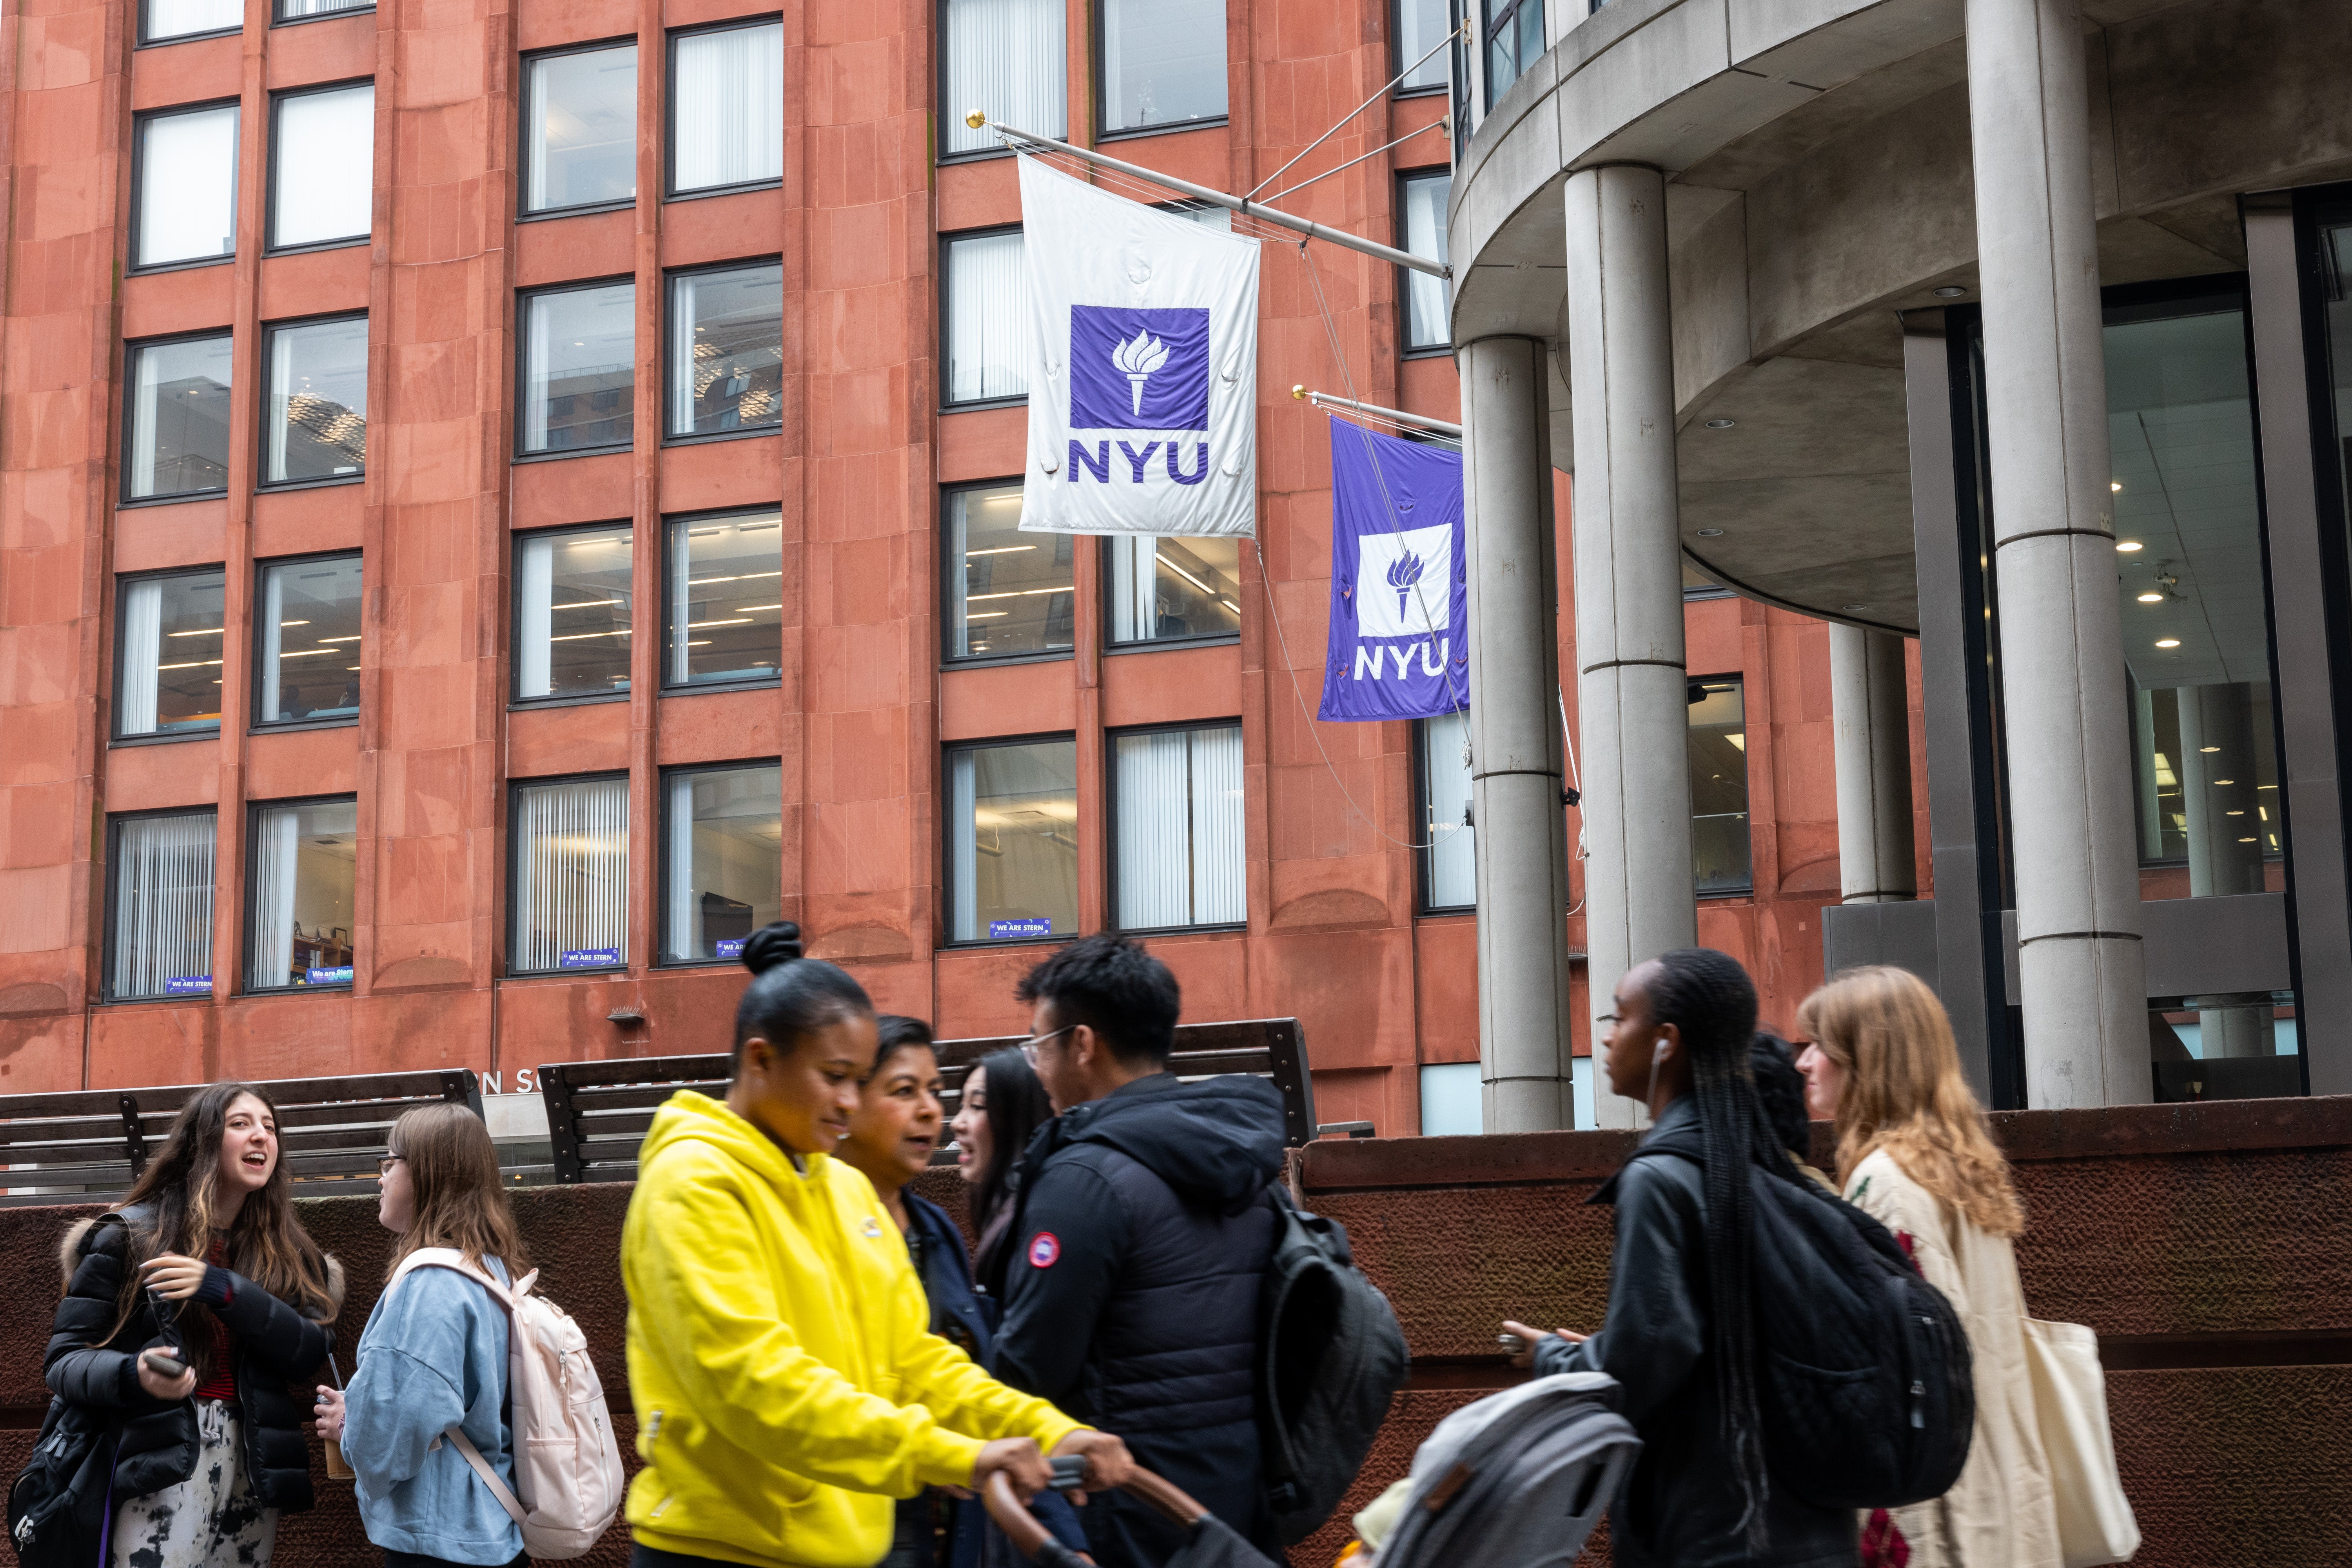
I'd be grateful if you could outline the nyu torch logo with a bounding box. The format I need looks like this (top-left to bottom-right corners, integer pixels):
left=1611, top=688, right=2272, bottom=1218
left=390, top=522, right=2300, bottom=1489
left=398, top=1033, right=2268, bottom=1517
left=1386, top=550, right=1425, bottom=620
left=1067, top=305, right=1212, bottom=486
left=1112, top=330, right=1171, bottom=417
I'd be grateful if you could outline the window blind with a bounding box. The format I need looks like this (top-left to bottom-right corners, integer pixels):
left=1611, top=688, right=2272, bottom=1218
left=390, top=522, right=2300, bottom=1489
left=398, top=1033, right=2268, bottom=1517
left=946, top=231, right=1026, bottom=404
left=112, top=812, right=217, bottom=1000
left=673, top=24, right=784, bottom=192
left=137, top=105, right=238, bottom=268
left=512, top=777, right=629, bottom=971
left=1115, top=725, right=1243, bottom=929
left=273, top=85, right=373, bottom=248
left=942, top=0, right=1065, bottom=155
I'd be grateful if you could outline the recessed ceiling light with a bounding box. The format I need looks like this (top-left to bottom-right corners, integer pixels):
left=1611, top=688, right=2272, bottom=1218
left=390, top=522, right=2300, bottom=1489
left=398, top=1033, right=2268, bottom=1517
left=2214, top=779, right=2236, bottom=786
left=2200, top=746, right=2220, bottom=753
left=2137, top=592, right=2164, bottom=603
left=2111, top=481, right=2123, bottom=492
left=2155, top=638, right=2181, bottom=648
left=2116, top=541, right=2143, bottom=553
left=1705, top=419, right=1736, bottom=430
left=1842, top=604, right=1871, bottom=612
left=1933, top=285, right=1967, bottom=298
left=1695, top=528, right=1725, bottom=538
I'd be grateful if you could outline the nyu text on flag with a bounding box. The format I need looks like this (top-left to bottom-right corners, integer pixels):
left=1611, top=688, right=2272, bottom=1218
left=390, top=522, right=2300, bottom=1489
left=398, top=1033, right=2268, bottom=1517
left=1318, top=418, right=1467, bottom=722
left=1018, top=156, right=1259, bottom=537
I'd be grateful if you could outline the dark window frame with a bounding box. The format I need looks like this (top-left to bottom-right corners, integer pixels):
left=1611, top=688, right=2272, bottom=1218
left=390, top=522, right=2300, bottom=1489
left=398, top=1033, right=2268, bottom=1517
left=514, top=274, right=638, bottom=459
left=250, top=548, right=364, bottom=731
left=265, top=78, right=375, bottom=255
left=517, top=36, right=641, bottom=221
left=1093, top=0, right=1231, bottom=143
left=1100, top=535, right=1243, bottom=653
left=661, top=256, right=786, bottom=446
left=1390, top=0, right=1455, bottom=99
left=936, top=0, right=1063, bottom=165
left=655, top=756, right=786, bottom=967
left=273, top=0, right=376, bottom=26
left=511, top=519, right=637, bottom=708
left=1481, top=0, right=1540, bottom=112
left=1104, top=717, right=1249, bottom=936
left=256, top=310, right=370, bottom=490
left=1413, top=713, right=1475, bottom=914
left=664, top=15, right=787, bottom=202
left=941, top=731, right=1082, bottom=949
left=941, top=477, right=1076, bottom=670
left=128, top=98, right=242, bottom=276
left=1396, top=165, right=1453, bottom=357
left=112, top=562, right=230, bottom=746
left=121, top=327, right=237, bottom=505
left=939, top=223, right=1028, bottom=413
left=240, top=791, right=360, bottom=995
left=1688, top=671, right=1754, bottom=900
left=136, top=0, right=240, bottom=48
left=661, top=505, right=786, bottom=693
left=101, top=804, right=221, bottom=1004
left=504, top=769, right=632, bottom=978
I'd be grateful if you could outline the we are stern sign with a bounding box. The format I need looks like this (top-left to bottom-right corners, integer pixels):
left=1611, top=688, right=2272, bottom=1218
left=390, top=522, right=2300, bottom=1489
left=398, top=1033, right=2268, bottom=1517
left=1318, top=419, right=1467, bottom=722
left=1018, top=156, right=1259, bottom=537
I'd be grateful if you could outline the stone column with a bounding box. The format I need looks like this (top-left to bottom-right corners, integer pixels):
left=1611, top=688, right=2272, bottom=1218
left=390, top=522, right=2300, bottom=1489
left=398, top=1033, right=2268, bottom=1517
left=1563, top=164, right=1697, bottom=1129
left=1829, top=624, right=1917, bottom=904
left=1457, top=336, right=1575, bottom=1133
left=1967, top=0, right=2149, bottom=1105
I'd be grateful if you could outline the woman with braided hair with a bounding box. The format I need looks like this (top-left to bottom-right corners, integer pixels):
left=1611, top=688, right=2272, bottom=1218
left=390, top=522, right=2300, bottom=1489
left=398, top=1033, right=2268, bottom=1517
left=1503, top=949, right=1859, bottom=1567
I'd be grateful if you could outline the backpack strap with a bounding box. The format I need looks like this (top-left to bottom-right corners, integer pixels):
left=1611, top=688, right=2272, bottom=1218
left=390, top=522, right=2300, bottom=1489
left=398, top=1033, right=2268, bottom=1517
left=439, top=1424, right=528, bottom=1529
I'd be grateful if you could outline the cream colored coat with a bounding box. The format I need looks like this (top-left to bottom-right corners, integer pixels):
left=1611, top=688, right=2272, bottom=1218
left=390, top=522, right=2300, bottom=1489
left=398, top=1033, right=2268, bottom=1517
left=1844, top=1148, right=2062, bottom=1568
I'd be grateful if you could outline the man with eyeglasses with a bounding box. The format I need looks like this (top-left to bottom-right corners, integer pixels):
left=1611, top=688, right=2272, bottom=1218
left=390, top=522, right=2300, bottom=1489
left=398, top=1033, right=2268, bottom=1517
left=990, top=933, right=1288, bottom=1567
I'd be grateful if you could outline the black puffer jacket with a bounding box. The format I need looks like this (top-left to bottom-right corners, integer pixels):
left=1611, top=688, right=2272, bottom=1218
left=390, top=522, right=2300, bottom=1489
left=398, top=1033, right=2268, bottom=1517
left=45, top=1208, right=342, bottom=1513
left=1535, top=1097, right=1860, bottom=1568
left=994, top=1073, right=1285, bottom=1567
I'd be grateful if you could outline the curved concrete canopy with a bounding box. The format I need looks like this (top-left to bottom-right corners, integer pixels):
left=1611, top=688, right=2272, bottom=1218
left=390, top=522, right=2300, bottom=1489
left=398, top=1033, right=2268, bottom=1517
left=1452, top=0, right=2352, bottom=635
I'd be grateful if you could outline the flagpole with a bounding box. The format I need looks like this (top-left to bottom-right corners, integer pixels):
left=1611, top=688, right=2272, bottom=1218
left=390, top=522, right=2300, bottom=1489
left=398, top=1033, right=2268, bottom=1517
left=1292, top=386, right=1462, bottom=438
left=970, top=115, right=1450, bottom=281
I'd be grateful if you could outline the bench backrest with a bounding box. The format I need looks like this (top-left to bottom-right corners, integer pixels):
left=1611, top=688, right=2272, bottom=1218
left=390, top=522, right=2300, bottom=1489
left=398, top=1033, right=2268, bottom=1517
left=538, top=1017, right=1315, bottom=1184
left=0, top=1070, right=483, bottom=1207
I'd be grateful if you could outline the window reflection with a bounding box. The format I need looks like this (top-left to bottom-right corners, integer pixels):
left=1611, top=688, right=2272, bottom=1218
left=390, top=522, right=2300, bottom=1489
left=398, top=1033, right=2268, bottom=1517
left=947, top=739, right=1078, bottom=942
left=947, top=485, right=1073, bottom=660
left=1107, top=535, right=1240, bottom=644
left=1688, top=678, right=1750, bottom=896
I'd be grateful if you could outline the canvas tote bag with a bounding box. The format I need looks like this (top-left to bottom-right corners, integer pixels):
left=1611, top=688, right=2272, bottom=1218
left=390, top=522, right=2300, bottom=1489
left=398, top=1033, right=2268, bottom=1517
left=2022, top=1318, right=2140, bottom=1567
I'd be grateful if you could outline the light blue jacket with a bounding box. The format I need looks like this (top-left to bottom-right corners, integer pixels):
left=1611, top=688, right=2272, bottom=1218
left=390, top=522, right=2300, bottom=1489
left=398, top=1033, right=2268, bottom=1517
left=341, top=1255, right=526, bottom=1565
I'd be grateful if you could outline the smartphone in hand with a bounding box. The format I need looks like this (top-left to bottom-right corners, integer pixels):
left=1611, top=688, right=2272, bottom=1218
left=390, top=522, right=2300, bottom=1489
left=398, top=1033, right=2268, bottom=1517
left=143, top=1286, right=187, bottom=1379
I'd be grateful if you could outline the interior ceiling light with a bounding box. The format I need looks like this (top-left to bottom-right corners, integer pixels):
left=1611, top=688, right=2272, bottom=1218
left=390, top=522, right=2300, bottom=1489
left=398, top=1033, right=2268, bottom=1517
left=2155, top=638, right=2181, bottom=648
left=2116, top=541, right=2143, bottom=553
left=1933, top=285, right=1967, bottom=298
left=1695, top=528, right=1725, bottom=538
left=1704, top=418, right=1736, bottom=429
left=2214, top=779, right=2235, bottom=786
left=2200, top=746, right=2221, bottom=753
left=2137, top=592, right=2164, bottom=603
left=2111, top=481, right=2124, bottom=492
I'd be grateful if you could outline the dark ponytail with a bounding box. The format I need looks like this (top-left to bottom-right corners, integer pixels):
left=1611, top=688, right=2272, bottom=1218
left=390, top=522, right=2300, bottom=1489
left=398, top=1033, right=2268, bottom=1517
left=733, top=922, right=873, bottom=1067
left=1643, top=947, right=1788, bottom=1550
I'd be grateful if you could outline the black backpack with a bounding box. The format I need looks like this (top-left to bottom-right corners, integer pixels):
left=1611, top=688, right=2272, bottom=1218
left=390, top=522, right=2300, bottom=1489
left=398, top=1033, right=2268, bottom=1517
left=1256, top=1192, right=1409, bottom=1546
left=1744, top=1164, right=1976, bottom=1510
left=7, top=1396, right=115, bottom=1568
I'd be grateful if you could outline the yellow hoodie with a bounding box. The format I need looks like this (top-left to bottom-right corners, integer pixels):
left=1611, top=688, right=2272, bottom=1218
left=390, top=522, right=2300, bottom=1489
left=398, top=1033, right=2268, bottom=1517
left=621, top=1090, right=1084, bottom=1568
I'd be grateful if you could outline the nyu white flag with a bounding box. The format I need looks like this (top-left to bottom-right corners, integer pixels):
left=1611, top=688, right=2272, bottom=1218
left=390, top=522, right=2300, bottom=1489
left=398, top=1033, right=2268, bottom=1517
left=1018, top=156, right=1259, bottom=537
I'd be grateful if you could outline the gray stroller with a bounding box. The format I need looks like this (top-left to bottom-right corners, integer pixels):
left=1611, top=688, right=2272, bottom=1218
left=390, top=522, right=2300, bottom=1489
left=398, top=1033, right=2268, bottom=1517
left=1366, top=1371, right=1641, bottom=1568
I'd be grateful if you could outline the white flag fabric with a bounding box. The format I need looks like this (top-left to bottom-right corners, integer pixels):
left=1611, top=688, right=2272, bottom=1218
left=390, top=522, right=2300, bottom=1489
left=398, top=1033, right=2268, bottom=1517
left=1017, top=155, right=1259, bottom=537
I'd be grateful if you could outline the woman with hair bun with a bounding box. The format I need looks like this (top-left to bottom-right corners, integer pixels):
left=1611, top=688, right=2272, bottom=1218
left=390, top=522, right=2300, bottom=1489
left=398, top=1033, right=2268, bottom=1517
left=620, top=923, right=1132, bottom=1568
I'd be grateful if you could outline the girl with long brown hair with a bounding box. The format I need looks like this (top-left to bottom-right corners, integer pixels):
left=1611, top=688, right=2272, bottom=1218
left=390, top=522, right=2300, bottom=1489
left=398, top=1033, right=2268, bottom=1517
left=1794, top=965, right=2059, bottom=1568
left=315, top=1102, right=532, bottom=1568
left=46, top=1082, right=343, bottom=1567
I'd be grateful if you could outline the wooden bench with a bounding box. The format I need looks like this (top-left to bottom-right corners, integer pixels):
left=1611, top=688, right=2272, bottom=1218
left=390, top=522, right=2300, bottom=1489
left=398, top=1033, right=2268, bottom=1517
left=539, top=1017, right=1317, bottom=1184
left=0, top=1071, right=483, bottom=1208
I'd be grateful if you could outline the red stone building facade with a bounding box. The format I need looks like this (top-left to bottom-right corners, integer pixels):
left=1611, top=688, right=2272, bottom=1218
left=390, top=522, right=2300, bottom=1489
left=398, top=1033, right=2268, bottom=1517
left=0, top=0, right=1902, bottom=1133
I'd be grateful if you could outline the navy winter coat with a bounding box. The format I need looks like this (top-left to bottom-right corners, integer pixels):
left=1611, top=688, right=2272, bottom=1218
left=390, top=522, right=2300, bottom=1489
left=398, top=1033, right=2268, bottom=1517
left=993, top=1072, right=1286, bottom=1568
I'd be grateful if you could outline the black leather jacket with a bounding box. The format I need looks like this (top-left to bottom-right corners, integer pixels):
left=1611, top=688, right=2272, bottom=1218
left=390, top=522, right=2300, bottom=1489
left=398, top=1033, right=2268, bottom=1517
left=1535, top=1099, right=1860, bottom=1568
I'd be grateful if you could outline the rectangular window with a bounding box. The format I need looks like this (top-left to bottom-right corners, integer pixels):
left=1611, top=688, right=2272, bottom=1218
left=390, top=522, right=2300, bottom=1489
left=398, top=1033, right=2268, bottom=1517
left=944, top=230, right=1026, bottom=406
left=947, top=738, right=1079, bottom=943
left=519, top=280, right=635, bottom=455
left=523, top=43, right=638, bottom=214
left=116, top=568, right=228, bottom=740
left=255, top=554, right=363, bottom=726
left=109, top=810, right=218, bottom=1001
left=661, top=762, right=784, bottom=963
left=1112, top=723, right=1244, bottom=930
left=1107, top=535, right=1241, bottom=645
left=263, top=316, right=368, bottom=485
left=515, top=525, right=633, bottom=702
left=1419, top=708, right=1475, bottom=909
left=134, top=103, right=238, bottom=269
left=1395, top=0, right=1453, bottom=93
left=270, top=83, right=372, bottom=249
left=670, top=21, right=784, bottom=196
left=666, top=510, right=783, bottom=686
left=246, top=798, right=357, bottom=991
left=1419, top=1062, right=1480, bottom=1135
left=942, top=0, right=1066, bottom=156
left=946, top=484, right=1073, bottom=661
left=278, top=0, right=373, bottom=19
left=143, top=0, right=241, bottom=44
left=510, top=776, right=629, bottom=973
left=1482, top=0, right=1542, bottom=109
left=1400, top=169, right=1452, bottom=352
left=1100, top=0, right=1227, bottom=135
left=667, top=261, right=783, bottom=438
left=1689, top=677, right=1752, bottom=895
left=125, top=333, right=234, bottom=500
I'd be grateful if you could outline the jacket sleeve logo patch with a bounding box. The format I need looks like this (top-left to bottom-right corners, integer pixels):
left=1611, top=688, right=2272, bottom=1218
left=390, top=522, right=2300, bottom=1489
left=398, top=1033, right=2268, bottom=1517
left=1027, top=1232, right=1061, bottom=1269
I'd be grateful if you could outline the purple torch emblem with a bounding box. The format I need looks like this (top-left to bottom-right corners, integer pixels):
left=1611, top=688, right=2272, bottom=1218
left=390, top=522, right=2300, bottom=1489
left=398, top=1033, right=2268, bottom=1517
left=1387, top=550, right=1425, bottom=619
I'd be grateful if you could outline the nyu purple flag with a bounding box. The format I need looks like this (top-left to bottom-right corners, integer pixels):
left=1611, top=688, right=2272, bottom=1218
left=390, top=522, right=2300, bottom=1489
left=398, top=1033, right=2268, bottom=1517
left=1318, top=419, right=1467, bottom=722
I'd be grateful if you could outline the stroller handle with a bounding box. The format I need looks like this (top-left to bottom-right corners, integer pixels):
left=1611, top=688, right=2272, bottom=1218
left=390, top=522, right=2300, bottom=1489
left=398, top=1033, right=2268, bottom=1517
left=981, top=1464, right=1211, bottom=1565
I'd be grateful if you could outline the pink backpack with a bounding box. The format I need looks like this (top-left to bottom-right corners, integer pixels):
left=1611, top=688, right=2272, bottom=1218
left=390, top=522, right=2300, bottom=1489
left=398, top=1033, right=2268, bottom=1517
left=385, top=1249, right=625, bottom=1560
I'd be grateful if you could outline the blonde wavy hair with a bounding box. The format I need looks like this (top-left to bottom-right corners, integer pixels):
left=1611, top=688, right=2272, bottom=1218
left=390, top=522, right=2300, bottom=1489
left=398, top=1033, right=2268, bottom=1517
left=1794, top=965, right=2023, bottom=1238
